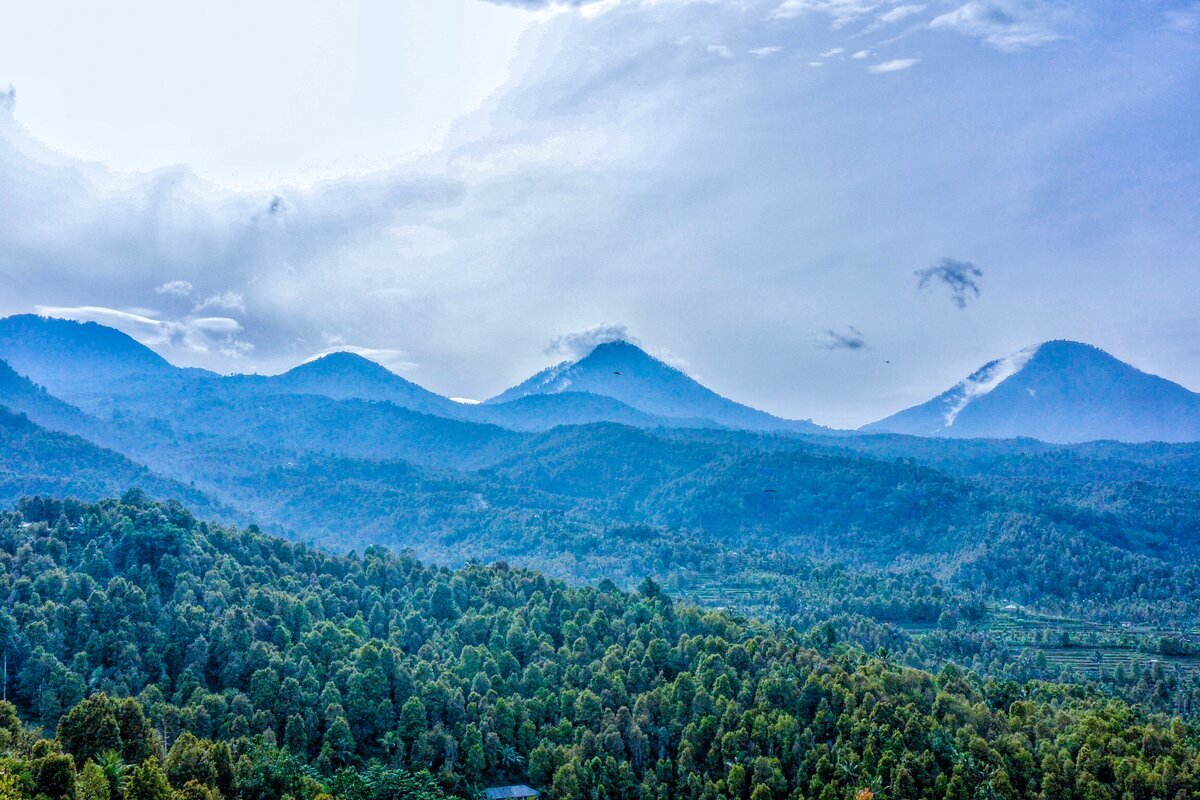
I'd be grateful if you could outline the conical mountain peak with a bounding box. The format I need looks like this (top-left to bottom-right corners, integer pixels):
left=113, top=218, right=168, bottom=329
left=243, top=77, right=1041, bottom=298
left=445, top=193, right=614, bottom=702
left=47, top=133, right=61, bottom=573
left=489, top=340, right=824, bottom=433
left=865, top=341, right=1200, bottom=443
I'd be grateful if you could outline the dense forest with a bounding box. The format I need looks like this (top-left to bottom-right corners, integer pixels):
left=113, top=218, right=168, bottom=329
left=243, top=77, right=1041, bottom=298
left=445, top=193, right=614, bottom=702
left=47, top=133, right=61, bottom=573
left=3, top=494, right=1200, bottom=800
left=5, top=395, right=1200, bottom=718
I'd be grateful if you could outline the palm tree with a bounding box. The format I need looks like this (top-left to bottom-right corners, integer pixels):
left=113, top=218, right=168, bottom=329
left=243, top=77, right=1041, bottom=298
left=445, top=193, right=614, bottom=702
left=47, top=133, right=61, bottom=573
left=97, top=750, right=129, bottom=799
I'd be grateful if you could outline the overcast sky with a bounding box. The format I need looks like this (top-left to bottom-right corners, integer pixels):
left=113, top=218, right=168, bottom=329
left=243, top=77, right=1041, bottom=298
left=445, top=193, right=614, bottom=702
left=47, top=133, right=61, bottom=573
left=2, top=0, right=1198, bottom=427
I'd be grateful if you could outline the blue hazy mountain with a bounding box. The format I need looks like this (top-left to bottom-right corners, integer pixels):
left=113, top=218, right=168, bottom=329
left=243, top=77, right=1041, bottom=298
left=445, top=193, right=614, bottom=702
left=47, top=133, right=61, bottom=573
left=864, top=340, right=1200, bottom=443
left=0, top=357, right=97, bottom=436
left=488, top=340, right=827, bottom=433
left=0, top=404, right=224, bottom=515
left=0, top=314, right=177, bottom=386
left=470, top=391, right=678, bottom=431
left=251, top=351, right=461, bottom=417
left=0, top=314, right=213, bottom=417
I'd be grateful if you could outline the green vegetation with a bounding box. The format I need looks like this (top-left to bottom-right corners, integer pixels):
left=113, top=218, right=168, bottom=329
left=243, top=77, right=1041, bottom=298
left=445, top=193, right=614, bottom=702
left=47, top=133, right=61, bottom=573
left=4, top=494, right=1200, bottom=799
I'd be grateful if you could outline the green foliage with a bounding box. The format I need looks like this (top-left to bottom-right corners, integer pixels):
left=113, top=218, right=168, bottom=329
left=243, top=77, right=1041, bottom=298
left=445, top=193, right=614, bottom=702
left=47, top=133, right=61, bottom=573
left=3, top=496, right=1200, bottom=799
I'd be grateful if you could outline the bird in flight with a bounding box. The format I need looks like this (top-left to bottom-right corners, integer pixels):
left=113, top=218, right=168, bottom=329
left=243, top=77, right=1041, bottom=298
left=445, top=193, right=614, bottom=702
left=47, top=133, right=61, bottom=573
left=613, top=370, right=623, bottom=376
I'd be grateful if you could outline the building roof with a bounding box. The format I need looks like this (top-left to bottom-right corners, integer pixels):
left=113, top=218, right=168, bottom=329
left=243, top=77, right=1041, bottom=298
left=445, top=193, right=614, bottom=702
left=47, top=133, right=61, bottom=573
left=484, top=786, right=539, bottom=799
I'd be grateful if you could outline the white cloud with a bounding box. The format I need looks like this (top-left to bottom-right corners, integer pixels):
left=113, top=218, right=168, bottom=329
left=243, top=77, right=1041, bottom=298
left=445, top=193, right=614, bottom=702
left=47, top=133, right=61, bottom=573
left=749, top=46, right=785, bottom=57
left=545, top=323, right=635, bottom=358
left=869, top=57, right=920, bottom=72
left=770, top=0, right=888, bottom=28
left=154, top=280, right=194, bottom=297
left=820, top=47, right=845, bottom=57
left=194, top=291, right=246, bottom=313
left=34, top=305, right=253, bottom=358
left=929, top=1, right=1067, bottom=51
left=876, top=3, right=926, bottom=24
left=1166, top=3, right=1200, bottom=33
left=707, top=44, right=735, bottom=58
left=852, top=49, right=871, bottom=58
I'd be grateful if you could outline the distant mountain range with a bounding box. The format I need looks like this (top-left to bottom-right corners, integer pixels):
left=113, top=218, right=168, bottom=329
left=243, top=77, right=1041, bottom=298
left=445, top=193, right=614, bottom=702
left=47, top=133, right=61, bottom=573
left=1, top=314, right=1197, bottom=443
left=0, top=315, right=825, bottom=434
left=864, top=340, right=1200, bottom=444
left=4, top=312, right=1200, bottom=624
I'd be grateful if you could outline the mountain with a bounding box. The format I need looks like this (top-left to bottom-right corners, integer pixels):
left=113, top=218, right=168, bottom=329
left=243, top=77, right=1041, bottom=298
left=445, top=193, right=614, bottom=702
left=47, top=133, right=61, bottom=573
left=0, top=357, right=98, bottom=435
left=0, top=314, right=214, bottom=417
left=864, top=340, right=1200, bottom=443
left=252, top=351, right=460, bottom=417
left=0, top=313, right=176, bottom=386
left=488, top=340, right=827, bottom=433
left=470, top=391, right=676, bottom=431
left=0, top=404, right=224, bottom=515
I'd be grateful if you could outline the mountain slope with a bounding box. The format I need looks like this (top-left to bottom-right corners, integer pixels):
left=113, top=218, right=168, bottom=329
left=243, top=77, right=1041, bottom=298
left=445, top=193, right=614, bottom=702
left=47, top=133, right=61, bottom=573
left=249, top=351, right=460, bottom=417
left=0, top=358, right=97, bottom=435
left=0, top=405, right=225, bottom=515
left=470, top=391, right=679, bottom=431
left=0, top=313, right=176, bottom=384
left=0, top=314, right=214, bottom=415
left=489, top=340, right=826, bottom=432
left=865, top=340, right=1200, bottom=443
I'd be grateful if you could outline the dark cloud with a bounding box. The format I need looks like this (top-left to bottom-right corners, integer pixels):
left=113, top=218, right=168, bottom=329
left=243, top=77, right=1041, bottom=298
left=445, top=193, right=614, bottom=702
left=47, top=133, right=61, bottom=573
left=545, top=323, right=635, bottom=358
left=915, top=258, right=983, bottom=308
left=820, top=325, right=867, bottom=350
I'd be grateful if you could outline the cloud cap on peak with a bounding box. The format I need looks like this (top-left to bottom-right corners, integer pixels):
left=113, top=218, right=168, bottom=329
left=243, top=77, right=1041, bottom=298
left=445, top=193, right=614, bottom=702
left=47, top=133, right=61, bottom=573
left=545, top=323, right=637, bottom=359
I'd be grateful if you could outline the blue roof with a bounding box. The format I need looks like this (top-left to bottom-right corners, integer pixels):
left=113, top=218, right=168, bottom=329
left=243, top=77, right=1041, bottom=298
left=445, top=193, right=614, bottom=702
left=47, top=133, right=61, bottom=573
left=484, top=786, right=539, bottom=799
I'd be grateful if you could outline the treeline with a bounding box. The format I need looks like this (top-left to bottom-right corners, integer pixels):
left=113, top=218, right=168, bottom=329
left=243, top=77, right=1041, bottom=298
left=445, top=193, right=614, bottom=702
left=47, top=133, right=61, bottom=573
left=4, top=495, right=1200, bottom=799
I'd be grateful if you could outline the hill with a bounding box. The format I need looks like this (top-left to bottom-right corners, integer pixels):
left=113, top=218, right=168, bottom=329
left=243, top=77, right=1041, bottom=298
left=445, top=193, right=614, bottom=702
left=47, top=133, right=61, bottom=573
left=3, top=493, right=1200, bottom=800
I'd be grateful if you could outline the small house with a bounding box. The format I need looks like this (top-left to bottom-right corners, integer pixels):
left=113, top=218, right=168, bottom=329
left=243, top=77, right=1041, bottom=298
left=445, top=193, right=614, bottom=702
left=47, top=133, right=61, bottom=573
left=484, top=787, right=539, bottom=800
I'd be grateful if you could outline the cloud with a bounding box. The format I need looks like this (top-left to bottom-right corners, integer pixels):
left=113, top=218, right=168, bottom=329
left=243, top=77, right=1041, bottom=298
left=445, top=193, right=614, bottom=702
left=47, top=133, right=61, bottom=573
left=852, top=49, right=871, bottom=58
left=3, top=0, right=1199, bottom=426
left=0, top=86, right=14, bottom=115
left=1166, top=3, right=1200, bottom=33
left=0, top=92, right=461, bottom=372
left=477, top=0, right=599, bottom=8
left=820, top=326, right=868, bottom=350
left=154, top=280, right=194, bottom=297
left=819, top=47, right=845, bottom=57
left=545, top=323, right=636, bottom=358
left=876, top=3, right=926, bottom=24
left=749, top=46, right=785, bottom=57
left=868, top=58, right=919, bottom=72
left=34, top=305, right=254, bottom=358
left=707, top=44, right=735, bottom=59
left=194, top=291, right=246, bottom=313
left=929, top=1, right=1067, bottom=51
left=914, top=258, right=983, bottom=308
left=770, top=0, right=889, bottom=27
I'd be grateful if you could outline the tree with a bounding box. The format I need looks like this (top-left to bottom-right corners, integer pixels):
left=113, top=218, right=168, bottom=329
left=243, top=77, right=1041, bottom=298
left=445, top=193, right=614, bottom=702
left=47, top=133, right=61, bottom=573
left=57, top=695, right=121, bottom=766
left=77, top=762, right=111, bottom=800
left=35, top=753, right=78, bottom=800
left=321, top=718, right=356, bottom=770
left=165, top=732, right=217, bottom=789
left=125, top=758, right=174, bottom=800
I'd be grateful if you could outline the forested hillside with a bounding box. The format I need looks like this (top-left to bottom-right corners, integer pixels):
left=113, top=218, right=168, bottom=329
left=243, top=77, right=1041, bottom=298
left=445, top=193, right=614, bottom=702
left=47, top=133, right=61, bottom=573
left=4, top=317, right=1200, bottom=720
left=3, top=495, right=1200, bottom=800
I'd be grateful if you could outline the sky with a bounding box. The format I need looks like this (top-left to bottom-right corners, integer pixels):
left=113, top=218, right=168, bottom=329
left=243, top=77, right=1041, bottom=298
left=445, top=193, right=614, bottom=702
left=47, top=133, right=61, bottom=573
left=1, top=0, right=1199, bottom=428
